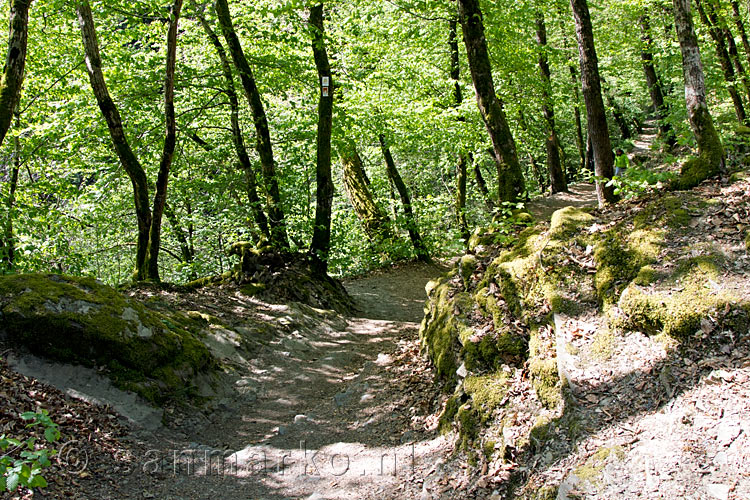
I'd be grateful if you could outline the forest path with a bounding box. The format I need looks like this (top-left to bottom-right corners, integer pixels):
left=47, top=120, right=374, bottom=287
left=526, top=119, right=660, bottom=221
left=108, top=262, right=453, bottom=500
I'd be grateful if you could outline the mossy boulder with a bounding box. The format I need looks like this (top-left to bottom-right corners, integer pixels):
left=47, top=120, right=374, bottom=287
left=0, top=273, right=216, bottom=404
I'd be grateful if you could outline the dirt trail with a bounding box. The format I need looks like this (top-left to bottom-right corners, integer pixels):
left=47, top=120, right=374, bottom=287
left=58, top=262, right=452, bottom=500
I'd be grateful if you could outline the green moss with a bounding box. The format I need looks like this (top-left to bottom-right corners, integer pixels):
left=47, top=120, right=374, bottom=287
left=438, top=394, right=462, bottom=434
left=591, top=330, right=615, bottom=360
left=464, top=372, right=509, bottom=417
left=634, top=265, right=658, bottom=285
left=745, top=231, right=750, bottom=252
left=240, top=282, right=266, bottom=296
left=532, top=486, right=559, bottom=500
left=618, top=251, right=746, bottom=338
left=0, top=273, right=216, bottom=404
left=549, top=207, right=594, bottom=238
left=457, top=404, right=479, bottom=450
left=483, top=440, right=496, bottom=460
left=529, top=358, right=561, bottom=408
left=574, top=446, right=625, bottom=483
left=459, top=254, right=477, bottom=289
left=529, top=416, right=552, bottom=448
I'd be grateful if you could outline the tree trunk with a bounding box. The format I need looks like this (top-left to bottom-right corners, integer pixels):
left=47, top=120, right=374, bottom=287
left=474, top=152, right=493, bottom=207
left=145, top=0, right=183, bottom=282
left=164, top=203, right=194, bottom=266
left=672, top=0, right=725, bottom=186
left=558, top=5, right=586, bottom=180
left=570, top=0, right=617, bottom=206
left=449, top=18, right=470, bottom=243
left=77, top=0, right=152, bottom=280
left=0, top=0, right=32, bottom=150
left=309, top=3, right=334, bottom=271
left=1, top=114, right=21, bottom=269
left=724, top=25, right=750, bottom=105
left=517, top=107, right=548, bottom=193
left=640, top=13, right=676, bottom=148
left=695, top=0, right=747, bottom=124
left=730, top=0, right=750, bottom=70
left=340, top=145, right=392, bottom=242
left=215, top=0, right=288, bottom=248
left=458, top=0, right=525, bottom=203
left=536, top=11, right=567, bottom=193
left=602, top=79, right=632, bottom=140
left=197, top=13, right=270, bottom=241
left=379, top=134, right=430, bottom=262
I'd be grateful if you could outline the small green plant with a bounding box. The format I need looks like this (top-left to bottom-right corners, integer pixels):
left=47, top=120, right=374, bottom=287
left=0, top=410, right=60, bottom=493
left=601, top=167, right=676, bottom=199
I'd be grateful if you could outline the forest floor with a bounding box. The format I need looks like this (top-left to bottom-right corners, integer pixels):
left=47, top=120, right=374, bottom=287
left=3, top=261, right=460, bottom=500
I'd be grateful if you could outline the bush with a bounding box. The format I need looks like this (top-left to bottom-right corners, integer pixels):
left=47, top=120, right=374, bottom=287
left=0, top=410, right=60, bottom=493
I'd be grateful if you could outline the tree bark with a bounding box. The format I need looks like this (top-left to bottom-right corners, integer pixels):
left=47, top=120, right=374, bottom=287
left=340, top=145, right=392, bottom=242
left=77, top=0, right=152, bottom=279
left=695, top=0, right=747, bottom=124
left=570, top=0, right=616, bottom=206
left=145, top=0, right=183, bottom=282
left=558, top=4, right=586, bottom=180
left=640, top=13, right=676, bottom=148
left=536, top=11, right=567, bottom=193
left=730, top=0, right=750, bottom=70
left=215, top=0, right=288, bottom=248
left=309, top=3, right=334, bottom=271
left=672, top=0, right=725, bottom=186
left=474, top=152, right=493, bottom=207
left=602, top=79, right=632, bottom=140
left=164, top=203, right=194, bottom=266
left=1, top=114, right=21, bottom=269
left=197, top=13, right=270, bottom=241
left=379, top=134, right=430, bottom=262
left=0, top=0, right=32, bottom=149
left=458, top=0, right=525, bottom=203
left=449, top=18, right=470, bottom=244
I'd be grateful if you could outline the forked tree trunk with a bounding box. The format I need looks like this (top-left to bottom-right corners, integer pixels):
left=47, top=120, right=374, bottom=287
left=164, top=203, right=194, bottom=266
left=640, top=13, right=676, bottom=148
left=473, top=156, right=492, bottom=208
left=695, top=0, right=747, bottom=124
left=672, top=0, right=725, bottom=187
left=602, top=80, right=632, bottom=140
left=215, top=0, right=289, bottom=248
left=536, top=11, right=567, bottom=193
left=570, top=0, right=617, bottom=206
left=340, top=145, right=392, bottom=243
left=197, top=13, right=270, bottom=241
left=379, top=134, right=430, bottom=262
left=77, top=0, right=152, bottom=279
left=449, top=18, right=470, bottom=244
left=309, top=3, right=335, bottom=270
left=0, top=0, right=32, bottom=149
left=145, top=0, right=183, bottom=281
left=458, top=0, right=525, bottom=203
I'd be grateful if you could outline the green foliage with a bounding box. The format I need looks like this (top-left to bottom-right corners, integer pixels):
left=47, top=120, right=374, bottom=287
left=602, top=167, right=676, bottom=198
left=0, top=410, right=60, bottom=493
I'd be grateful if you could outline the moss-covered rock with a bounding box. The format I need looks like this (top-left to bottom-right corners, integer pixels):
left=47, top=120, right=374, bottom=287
left=0, top=273, right=216, bottom=404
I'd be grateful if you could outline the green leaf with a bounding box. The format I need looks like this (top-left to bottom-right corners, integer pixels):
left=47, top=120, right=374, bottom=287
left=28, top=474, right=47, bottom=488
left=6, top=472, right=19, bottom=492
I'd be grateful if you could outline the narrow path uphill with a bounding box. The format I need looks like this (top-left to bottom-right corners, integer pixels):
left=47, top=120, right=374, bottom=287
left=30, top=261, right=454, bottom=500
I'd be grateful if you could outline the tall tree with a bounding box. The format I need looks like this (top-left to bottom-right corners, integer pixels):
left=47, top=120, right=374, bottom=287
left=449, top=18, right=470, bottom=244
left=0, top=0, right=32, bottom=149
left=695, top=0, right=747, bottom=124
left=570, top=0, right=616, bottom=206
left=215, top=0, right=289, bottom=248
left=379, top=134, right=430, bottom=262
left=558, top=7, right=586, bottom=179
left=458, top=0, right=525, bottom=203
left=309, top=2, right=334, bottom=270
left=77, top=0, right=152, bottom=280
left=535, top=10, right=567, bottom=193
left=639, top=13, right=676, bottom=148
left=196, top=12, right=270, bottom=242
left=671, top=0, right=725, bottom=187
left=144, top=0, right=184, bottom=280
left=340, top=145, right=392, bottom=243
